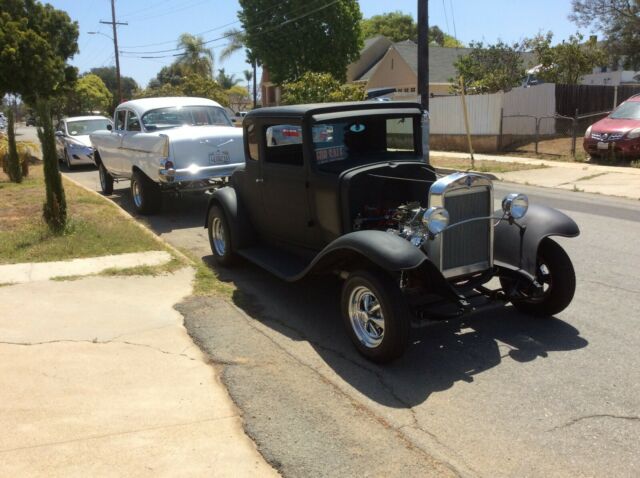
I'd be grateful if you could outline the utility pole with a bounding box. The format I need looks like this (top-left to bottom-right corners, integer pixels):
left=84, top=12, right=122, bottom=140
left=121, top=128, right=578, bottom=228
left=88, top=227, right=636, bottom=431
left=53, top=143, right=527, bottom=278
left=417, top=0, right=429, bottom=111
left=100, top=0, right=127, bottom=104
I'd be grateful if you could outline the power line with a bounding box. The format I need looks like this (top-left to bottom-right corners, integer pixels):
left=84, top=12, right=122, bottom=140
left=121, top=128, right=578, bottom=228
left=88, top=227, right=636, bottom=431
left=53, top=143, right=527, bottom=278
left=449, top=0, right=458, bottom=42
left=119, top=0, right=339, bottom=56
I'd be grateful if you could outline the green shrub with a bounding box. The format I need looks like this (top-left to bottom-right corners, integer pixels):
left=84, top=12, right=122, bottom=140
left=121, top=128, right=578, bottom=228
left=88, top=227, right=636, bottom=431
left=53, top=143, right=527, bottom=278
left=281, top=72, right=366, bottom=105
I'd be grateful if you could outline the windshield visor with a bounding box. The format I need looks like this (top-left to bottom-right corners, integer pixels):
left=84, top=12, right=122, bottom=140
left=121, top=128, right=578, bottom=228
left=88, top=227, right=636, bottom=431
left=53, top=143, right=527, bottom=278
left=312, top=115, right=420, bottom=172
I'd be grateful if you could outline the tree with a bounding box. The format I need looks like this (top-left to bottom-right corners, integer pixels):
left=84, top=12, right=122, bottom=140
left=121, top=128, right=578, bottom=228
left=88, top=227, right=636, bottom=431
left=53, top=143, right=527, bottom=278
left=219, top=28, right=259, bottom=107
left=37, top=99, right=67, bottom=233
left=238, top=0, right=363, bottom=83
left=570, top=0, right=640, bottom=69
left=226, top=85, right=250, bottom=110
left=0, top=0, right=79, bottom=102
left=452, top=41, right=525, bottom=94
left=216, top=68, right=241, bottom=89
left=359, top=11, right=463, bottom=47
left=6, top=109, right=22, bottom=183
left=89, top=67, right=138, bottom=109
left=134, top=74, right=229, bottom=106
left=361, top=11, right=416, bottom=42
left=525, top=32, right=606, bottom=84
left=73, top=74, right=112, bottom=114
left=281, top=72, right=365, bottom=104
left=176, top=33, right=214, bottom=78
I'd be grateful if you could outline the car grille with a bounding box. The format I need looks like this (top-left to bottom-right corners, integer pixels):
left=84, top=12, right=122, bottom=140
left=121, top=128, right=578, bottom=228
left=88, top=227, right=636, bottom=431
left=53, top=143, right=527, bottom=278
left=425, top=173, right=494, bottom=279
left=442, top=189, right=491, bottom=272
left=591, top=132, right=624, bottom=142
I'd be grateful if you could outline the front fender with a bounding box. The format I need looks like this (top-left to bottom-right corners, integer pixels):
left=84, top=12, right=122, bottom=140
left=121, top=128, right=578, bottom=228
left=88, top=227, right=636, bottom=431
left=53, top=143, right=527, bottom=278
left=494, top=204, right=579, bottom=275
left=299, top=230, right=428, bottom=280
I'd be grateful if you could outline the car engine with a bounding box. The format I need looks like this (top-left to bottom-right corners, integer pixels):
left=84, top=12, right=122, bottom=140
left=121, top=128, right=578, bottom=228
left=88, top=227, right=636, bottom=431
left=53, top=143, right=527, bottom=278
left=354, top=202, right=430, bottom=247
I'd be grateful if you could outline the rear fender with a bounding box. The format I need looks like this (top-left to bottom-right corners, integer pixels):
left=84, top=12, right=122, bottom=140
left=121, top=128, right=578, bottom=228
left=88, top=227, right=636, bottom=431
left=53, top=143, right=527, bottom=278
left=494, top=204, right=579, bottom=275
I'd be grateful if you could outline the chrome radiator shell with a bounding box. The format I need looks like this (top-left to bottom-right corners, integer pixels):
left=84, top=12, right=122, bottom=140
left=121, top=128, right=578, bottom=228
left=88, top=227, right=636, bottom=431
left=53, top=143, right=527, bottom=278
left=425, top=172, right=494, bottom=278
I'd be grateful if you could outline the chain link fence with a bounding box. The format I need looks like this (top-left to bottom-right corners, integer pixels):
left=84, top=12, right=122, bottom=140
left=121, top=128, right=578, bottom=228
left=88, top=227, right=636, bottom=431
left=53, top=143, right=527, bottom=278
left=499, top=110, right=611, bottom=158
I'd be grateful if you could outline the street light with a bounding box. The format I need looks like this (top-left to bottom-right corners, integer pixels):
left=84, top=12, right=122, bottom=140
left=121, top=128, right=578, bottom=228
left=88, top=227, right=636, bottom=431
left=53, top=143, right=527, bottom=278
left=88, top=31, right=112, bottom=41
left=87, top=31, right=121, bottom=103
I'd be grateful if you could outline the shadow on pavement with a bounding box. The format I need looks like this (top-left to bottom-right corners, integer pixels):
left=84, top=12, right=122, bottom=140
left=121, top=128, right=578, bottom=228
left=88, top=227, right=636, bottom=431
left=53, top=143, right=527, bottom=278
left=208, top=254, right=588, bottom=408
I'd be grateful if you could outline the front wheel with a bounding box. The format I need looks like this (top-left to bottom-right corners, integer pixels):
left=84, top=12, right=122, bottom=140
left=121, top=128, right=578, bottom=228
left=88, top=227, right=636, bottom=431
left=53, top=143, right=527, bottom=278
left=130, top=170, right=161, bottom=215
left=98, top=162, right=114, bottom=195
left=207, top=205, right=235, bottom=266
left=341, top=269, right=409, bottom=363
left=505, top=238, right=576, bottom=317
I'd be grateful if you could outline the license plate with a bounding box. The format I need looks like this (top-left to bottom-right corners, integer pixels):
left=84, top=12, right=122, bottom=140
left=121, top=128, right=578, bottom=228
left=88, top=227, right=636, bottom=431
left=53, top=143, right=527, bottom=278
left=597, top=141, right=609, bottom=150
left=209, top=151, right=230, bottom=164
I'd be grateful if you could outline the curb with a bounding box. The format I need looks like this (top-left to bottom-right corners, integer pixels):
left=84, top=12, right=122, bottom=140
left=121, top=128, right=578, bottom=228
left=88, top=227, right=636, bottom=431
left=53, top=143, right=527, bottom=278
left=62, top=174, right=194, bottom=266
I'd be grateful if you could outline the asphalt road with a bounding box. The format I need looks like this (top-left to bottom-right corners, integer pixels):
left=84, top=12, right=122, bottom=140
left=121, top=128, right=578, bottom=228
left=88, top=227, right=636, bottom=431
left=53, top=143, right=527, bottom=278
left=64, top=164, right=640, bottom=478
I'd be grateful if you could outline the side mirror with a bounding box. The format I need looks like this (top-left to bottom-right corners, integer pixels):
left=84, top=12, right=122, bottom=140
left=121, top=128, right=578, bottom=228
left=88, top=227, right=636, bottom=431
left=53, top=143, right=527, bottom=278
left=55, top=131, right=64, bottom=137
left=107, top=124, right=113, bottom=131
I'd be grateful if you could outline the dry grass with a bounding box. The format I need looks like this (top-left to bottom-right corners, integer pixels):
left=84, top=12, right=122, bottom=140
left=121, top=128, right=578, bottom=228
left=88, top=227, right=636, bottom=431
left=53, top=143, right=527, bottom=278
left=430, top=156, right=547, bottom=173
left=0, top=163, right=169, bottom=264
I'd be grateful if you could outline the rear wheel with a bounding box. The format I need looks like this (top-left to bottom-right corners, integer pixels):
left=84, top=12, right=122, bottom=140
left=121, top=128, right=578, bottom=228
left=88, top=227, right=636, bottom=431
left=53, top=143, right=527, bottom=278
left=341, top=269, right=409, bottom=363
left=98, top=162, right=114, bottom=195
left=130, top=170, right=161, bottom=214
left=207, top=205, right=235, bottom=265
left=504, top=238, right=576, bottom=317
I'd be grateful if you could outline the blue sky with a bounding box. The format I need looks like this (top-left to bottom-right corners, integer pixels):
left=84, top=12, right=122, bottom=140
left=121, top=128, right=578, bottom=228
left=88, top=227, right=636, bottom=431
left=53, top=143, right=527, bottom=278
left=46, top=0, right=592, bottom=89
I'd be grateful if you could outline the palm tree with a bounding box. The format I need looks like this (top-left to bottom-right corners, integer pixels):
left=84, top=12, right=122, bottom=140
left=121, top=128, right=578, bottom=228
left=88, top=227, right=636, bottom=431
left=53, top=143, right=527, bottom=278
left=220, top=28, right=258, bottom=108
left=176, top=33, right=214, bottom=78
left=243, top=69, right=253, bottom=97
left=216, top=68, right=241, bottom=89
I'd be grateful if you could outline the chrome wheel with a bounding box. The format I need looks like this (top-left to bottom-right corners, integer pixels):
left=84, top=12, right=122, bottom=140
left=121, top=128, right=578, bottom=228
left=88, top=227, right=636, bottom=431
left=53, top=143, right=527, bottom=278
left=132, top=179, right=143, bottom=208
left=211, top=216, right=226, bottom=256
left=348, top=285, right=385, bottom=348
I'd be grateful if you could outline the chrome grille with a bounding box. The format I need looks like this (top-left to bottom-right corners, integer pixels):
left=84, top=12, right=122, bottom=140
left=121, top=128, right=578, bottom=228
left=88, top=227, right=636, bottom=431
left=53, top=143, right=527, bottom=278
left=425, top=172, right=494, bottom=278
left=442, top=190, right=491, bottom=271
left=591, top=132, right=624, bottom=142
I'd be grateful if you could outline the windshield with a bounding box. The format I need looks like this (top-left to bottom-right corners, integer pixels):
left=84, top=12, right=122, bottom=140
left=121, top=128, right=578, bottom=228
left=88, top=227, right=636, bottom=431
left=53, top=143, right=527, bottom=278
left=66, top=119, right=111, bottom=136
left=312, top=115, right=420, bottom=172
left=610, top=101, right=640, bottom=120
left=141, top=105, right=232, bottom=130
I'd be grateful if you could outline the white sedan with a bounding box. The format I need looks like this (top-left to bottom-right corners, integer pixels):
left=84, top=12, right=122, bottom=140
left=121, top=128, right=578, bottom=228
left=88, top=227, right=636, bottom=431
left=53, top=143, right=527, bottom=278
left=55, top=116, right=112, bottom=170
left=90, top=97, right=245, bottom=214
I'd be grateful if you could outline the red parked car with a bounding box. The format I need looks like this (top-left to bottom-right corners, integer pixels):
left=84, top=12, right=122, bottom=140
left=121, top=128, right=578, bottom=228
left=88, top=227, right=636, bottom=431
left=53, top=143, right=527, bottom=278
left=584, top=94, right=640, bottom=159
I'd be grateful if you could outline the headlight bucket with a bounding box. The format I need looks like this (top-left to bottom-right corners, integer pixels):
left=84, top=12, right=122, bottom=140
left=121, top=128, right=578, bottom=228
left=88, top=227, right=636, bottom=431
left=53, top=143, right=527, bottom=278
left=502, top=193, right=529, bottom=219
left=584, top=125, right=592, bottom=139
left=422, top=206, right=450, bottom=234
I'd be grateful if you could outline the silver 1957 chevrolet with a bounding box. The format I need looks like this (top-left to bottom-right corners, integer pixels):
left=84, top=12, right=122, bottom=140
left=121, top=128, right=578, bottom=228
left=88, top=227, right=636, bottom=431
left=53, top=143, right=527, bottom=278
left=90, top=96, right=245, bottom=214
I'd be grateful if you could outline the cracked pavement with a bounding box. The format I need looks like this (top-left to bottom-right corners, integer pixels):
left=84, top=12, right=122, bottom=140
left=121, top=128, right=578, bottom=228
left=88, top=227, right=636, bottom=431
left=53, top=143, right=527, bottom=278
left=66, top=167, right=640, bottom=477
left=0, top=269, right=277, bottom=477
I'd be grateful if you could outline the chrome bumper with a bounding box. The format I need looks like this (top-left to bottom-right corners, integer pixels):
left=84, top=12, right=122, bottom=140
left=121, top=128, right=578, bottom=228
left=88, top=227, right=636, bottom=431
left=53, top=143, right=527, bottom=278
left=158, top=163, right=242, bottom=183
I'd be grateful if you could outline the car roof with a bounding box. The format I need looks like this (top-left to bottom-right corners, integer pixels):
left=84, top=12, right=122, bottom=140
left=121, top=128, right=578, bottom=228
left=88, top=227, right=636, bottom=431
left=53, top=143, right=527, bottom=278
left=64, top=115, right=111, bottom=122
left=116, top=96, right=223, bottom=117
left=246, top=101, right=423, bottom=120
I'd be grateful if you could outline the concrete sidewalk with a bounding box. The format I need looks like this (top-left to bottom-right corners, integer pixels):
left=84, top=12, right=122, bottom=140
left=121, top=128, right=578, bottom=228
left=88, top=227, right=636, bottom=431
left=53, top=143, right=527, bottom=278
left=0, top=267, right=278, bottom=477
left=432, top=150, right=640, bottom=200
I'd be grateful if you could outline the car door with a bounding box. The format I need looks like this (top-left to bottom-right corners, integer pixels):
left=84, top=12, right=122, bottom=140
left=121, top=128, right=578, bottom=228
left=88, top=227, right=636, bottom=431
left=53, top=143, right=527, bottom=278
left=100, top=109, right=127, bottom=175
left=259, top=121, right=311, bottom=247
left=119, top=109, right=143, bottom=178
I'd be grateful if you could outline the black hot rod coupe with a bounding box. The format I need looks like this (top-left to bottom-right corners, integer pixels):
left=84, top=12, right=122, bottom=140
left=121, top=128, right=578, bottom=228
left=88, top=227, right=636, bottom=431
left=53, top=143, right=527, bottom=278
left=205, top=102, right=579, bottom=363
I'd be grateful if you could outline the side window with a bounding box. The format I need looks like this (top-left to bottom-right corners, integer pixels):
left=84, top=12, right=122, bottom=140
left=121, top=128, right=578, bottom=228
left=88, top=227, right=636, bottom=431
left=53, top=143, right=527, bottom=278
left=127, top=111, right=141, bottom=132
left=115, top=110, right=126, bottom=131
left=246, top=123, right=258, bottom=161
left=264, top=124, right=303, bottom=166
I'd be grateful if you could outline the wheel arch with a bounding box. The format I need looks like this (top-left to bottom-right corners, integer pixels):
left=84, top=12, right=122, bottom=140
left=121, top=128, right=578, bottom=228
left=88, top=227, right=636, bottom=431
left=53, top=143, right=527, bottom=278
left=205, top=187, right=255, bottom=250
left=494, top=204, right=579, bottom=276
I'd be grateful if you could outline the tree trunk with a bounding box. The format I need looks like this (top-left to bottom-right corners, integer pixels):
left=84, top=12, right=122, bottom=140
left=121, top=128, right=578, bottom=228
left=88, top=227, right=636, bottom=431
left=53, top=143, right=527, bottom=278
left=6, top=109, right=23, bottom=183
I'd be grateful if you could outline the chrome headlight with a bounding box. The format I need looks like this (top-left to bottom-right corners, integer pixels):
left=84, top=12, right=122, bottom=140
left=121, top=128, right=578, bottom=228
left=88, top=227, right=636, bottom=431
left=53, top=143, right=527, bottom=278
left=584, top=125, right=592, bottom=139
left=502, top=193, right=529, bottom=219
left=422, top=206, right=450, bottom=234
